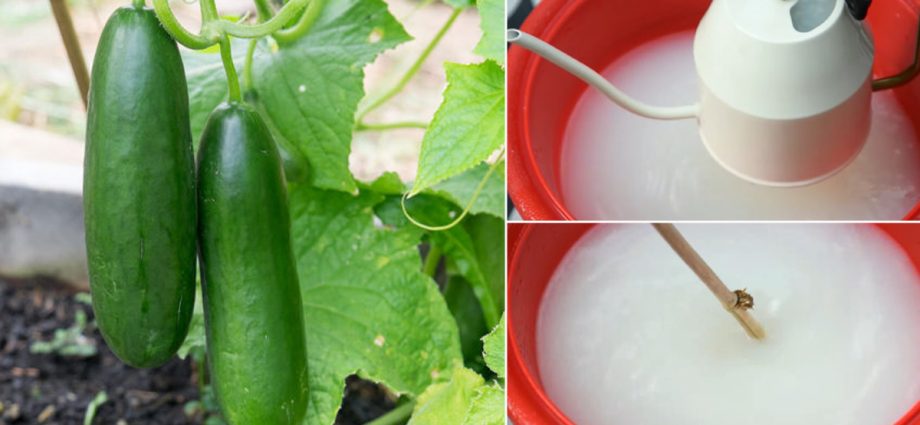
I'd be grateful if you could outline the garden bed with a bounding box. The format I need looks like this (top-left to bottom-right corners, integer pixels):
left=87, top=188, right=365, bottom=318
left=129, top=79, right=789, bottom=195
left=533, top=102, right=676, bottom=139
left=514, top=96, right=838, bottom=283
left=0, top=277, right=394, bottom=424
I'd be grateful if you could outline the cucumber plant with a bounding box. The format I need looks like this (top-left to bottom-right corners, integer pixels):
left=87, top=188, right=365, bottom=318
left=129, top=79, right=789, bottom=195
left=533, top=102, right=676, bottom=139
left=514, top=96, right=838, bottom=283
left=84, top=0, right=504, bottom=423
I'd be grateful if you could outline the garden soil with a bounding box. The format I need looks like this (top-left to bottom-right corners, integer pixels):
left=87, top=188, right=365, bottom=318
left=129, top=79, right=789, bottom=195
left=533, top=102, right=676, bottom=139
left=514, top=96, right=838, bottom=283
left=0, top=277, right=395, bottom=424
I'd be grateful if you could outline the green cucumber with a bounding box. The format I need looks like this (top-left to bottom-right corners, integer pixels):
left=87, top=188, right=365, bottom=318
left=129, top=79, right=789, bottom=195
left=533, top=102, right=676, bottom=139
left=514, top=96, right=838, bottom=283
left=83, top=6, right=196, bottom=368
left=197, top=102, right=308, bottom=425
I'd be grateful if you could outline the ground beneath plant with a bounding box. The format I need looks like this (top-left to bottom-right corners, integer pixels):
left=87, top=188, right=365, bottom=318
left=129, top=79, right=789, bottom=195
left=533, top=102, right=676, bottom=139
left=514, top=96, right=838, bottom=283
left=0, top=277, right=396, bottom=424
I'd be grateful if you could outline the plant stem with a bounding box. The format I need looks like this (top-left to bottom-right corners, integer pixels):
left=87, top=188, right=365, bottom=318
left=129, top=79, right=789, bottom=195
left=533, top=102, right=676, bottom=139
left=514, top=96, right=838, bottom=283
left=200, top=0, right=220, bottom=23
left=243, top=39, right=258, bottom=93
left=219, top=35, right=243, bottom=102
left=422, top=245, right=442, bottom=277
left=273, top=0, right=325, bottom=45
left=356, top=121, right=428, bottom=131
left=215, top=0, right=309, bottom=38
left=49, top=0, right=90, bottom=108
left=253, top=0, right=275, bottom=21
left=357, top=7, right=462, bottom=120
left=367, top=402, right=416, bottom=425
left=133, top=0, right=145, bottom=8
left=153, top=0, right=217, bottom=50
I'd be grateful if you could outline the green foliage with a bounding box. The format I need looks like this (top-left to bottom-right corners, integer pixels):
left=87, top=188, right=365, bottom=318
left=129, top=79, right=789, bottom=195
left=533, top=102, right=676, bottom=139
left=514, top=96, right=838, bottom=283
left=483, top=314, right=505, bottom=380
left=176, top=287, right=206, bottom=362
left=289, top=185, right=463, bottom=424
left=411, top=61, right=505, bottom=195
left=409, top=366, right=485, bottom=424
left=474, top=0, right=504, bottom=65
left=30, top=307, right=97, bottom=358
left=462, top=383, right=504, bottom=425
left=429, top=161, right=505, bottom=218
left=408, top=316, right=505, bottom=424
left=171, top=0, right=505, bottom=422
left=255, top=0, right=411, bottom=193
left=443, top=276, right=488, bottom=373
left=83, top=391, right=107, bottom=425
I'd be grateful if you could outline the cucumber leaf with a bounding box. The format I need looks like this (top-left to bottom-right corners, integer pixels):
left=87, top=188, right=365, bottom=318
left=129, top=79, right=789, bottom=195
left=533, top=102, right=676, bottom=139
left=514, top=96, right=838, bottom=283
left=411, top=61, right=504, bottom=195
left=255, top=0, right=411, bottom=194
left=409, top=316, right=505, bottom=425
left=428, top=161, right=505, bottom=218
left=482, top=314, right=504, bottom=379
left=288, top=184, right=462, bottom=425
left=462, top=384, right=504, bottom=425
left=401, top=196, right=501, bottom=328
left=408, top=366, right=484, bottom=425
left=474, top=0, right=504, bottom=65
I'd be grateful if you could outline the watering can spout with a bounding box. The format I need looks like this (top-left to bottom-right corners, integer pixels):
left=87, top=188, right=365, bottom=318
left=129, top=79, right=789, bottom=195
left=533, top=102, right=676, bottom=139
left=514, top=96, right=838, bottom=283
left=507, top=29, right=699, bottom=120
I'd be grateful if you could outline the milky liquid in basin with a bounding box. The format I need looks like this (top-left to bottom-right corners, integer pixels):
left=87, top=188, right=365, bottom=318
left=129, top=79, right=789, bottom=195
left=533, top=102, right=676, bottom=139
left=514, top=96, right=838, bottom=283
left=560, top=32, right=920, bottom=220
left=538, top=224, right=920, bottom=425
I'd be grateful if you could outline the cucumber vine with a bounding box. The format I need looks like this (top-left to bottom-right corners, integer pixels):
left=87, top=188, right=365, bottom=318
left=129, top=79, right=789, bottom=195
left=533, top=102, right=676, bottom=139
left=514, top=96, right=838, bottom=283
left=141, top=0, right=505, bottom=422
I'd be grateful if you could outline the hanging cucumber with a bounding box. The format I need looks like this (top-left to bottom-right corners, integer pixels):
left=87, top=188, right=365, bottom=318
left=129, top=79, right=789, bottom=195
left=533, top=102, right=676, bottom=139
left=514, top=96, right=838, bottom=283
left=197, top=101, right=308, bottom=425
left=83, top=5, right=196, bottom=369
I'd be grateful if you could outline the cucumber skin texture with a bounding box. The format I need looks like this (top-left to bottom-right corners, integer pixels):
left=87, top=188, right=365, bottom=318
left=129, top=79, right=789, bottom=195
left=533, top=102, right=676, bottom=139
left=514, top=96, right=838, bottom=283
left=197, top=102, right=308, bottom=425
left=83, top=6, right=196, bottom=369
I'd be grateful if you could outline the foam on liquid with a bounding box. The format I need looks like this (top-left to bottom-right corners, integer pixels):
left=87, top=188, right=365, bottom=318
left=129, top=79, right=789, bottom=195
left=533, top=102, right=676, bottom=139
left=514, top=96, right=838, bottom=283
left=538, top=224, right=920, bottom=425
left=561, top=32, right=920, bottom=220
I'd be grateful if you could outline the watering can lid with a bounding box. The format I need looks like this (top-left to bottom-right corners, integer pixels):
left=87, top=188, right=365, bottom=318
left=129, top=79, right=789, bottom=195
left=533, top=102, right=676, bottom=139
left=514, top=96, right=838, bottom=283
left=695, top=0, right=874, bottom=119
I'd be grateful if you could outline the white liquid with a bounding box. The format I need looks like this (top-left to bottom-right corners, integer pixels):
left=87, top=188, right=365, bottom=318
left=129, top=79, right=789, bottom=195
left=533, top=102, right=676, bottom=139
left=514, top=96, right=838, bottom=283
left=538, top=224, right=920, bottom=425
left=561, top=32, right=920, bottom=220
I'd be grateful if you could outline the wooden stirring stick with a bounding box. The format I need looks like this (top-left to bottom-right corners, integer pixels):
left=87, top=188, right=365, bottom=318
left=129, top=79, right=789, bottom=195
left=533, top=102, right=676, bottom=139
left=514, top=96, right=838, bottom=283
left=652, top=223, right=766, bottom=340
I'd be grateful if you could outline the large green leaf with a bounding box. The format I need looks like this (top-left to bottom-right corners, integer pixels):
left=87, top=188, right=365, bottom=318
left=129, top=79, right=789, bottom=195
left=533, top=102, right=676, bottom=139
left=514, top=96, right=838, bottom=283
left=482, top=314, right=504, bottom=379
left=181, top=41, right=249, bottom=143
left=464, top=214, right=504, bottom=308
left=400, top=196, right=501, bottom=329
left=408, top=313, right=505, bottom=424
left=443, top=276, right=488, bottom=372
left=408, top=366, right=484, bottom=425
left=256, top=0, right=411, bottom=193
left=288, top=185, right=462, bottom=425
left=462, top=384, right=503, bottom=425
left=428, top=161, right=505, bottom=218
left=411, top=61, right=504, bottom=195
left=474, top=0, right=503, bottom=65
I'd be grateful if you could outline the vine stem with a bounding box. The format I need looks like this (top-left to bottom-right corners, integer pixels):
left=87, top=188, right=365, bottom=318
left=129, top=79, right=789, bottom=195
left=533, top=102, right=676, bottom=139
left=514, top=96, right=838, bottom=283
left=402, top=148, right=505, bottom=231
left=219, top=35, right=243, bottom=102
left=153, top=0, right=311, bottom=50
left=357, top=7, right=462, bottom=120
left=422, top=245, right=442, bottom=277
left=273, top=0, right=325, bottom=45
left=243, top=39, right=258, bottom=93
left=49, top=0, right=90, bottom=108
left=367, top=402, right=416, bottom=425
left=215, top=0, right=309, bottom=39
left=153, top=0, right=217, bottom=49
left=355, top=121, right=428, bottom=131
left=253, top=0, right=274, bottom=21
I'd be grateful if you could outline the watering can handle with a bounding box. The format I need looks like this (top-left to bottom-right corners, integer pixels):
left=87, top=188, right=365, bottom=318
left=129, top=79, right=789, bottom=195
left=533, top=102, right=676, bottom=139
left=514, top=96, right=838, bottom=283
left=846, top=0, right=872, bottom=21
left=508, top=29, right=699, bottom=121
left=872, top=11, right=920, bottom=91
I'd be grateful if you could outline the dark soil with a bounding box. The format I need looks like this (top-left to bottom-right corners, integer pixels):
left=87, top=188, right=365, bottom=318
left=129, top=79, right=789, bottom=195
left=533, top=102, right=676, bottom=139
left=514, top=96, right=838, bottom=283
left=0, top=278, right=396, bottom=424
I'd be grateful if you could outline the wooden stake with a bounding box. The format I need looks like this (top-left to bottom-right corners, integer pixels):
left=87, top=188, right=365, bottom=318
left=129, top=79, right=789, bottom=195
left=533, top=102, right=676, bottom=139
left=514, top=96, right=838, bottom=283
left=652, top=223, right=766, bottom=340
left=50, top=0, right=90, bottom=108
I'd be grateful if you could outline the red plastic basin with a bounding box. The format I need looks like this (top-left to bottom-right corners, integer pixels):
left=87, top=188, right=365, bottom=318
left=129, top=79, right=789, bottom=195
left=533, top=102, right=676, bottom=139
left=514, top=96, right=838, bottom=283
left=507, top=0, right=920, bottom=220
left=507, top=223, right=920, bottom=424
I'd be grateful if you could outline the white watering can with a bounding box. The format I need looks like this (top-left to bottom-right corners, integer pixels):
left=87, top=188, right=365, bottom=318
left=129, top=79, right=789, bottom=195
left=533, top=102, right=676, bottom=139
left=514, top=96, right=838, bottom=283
left=509, top=0, right=920, bottom=187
